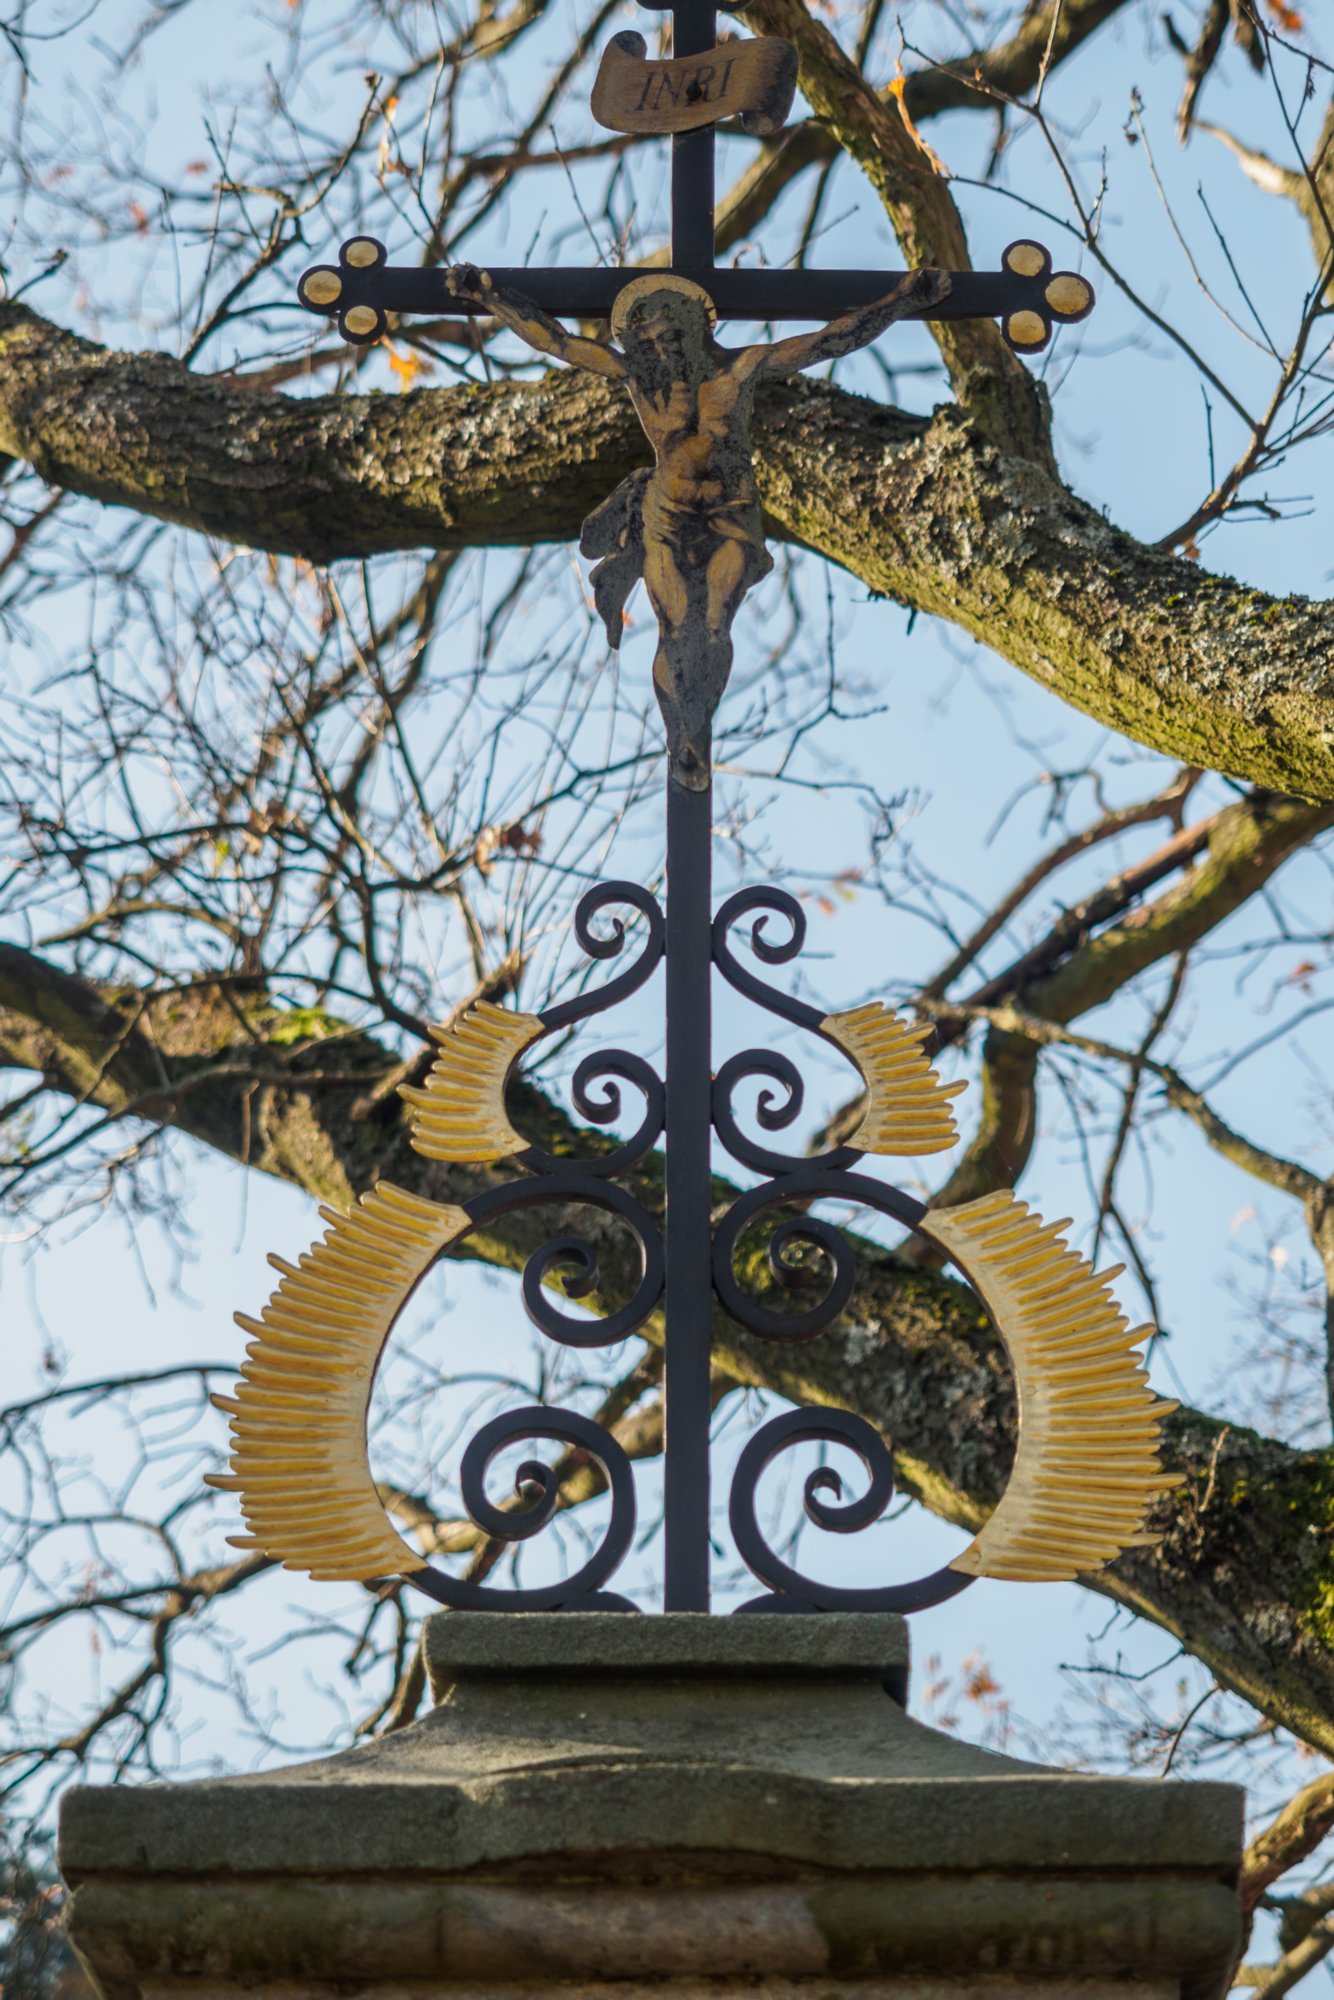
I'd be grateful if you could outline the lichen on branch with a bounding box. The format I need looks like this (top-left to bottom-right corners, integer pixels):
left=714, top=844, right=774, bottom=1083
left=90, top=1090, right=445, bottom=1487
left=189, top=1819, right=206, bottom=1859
left=1, top=303, right=1332, bottom=800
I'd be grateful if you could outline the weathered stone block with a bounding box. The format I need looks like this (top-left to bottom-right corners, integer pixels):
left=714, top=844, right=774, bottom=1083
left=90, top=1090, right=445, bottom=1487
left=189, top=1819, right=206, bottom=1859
left=59, top=1614, right=1243, bottom=2000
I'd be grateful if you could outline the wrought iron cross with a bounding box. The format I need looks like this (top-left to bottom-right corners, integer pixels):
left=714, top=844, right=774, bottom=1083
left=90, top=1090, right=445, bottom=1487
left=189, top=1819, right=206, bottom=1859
left=214, top=17, right=1169, bottom=1623
left=295, top=0, right=1095, bottom=342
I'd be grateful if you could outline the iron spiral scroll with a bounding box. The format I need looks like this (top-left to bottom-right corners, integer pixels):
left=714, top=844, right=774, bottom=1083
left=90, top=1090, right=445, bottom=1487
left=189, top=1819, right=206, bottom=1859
left=213, top=859, right=1179, bottom=1614
left=709, top=886, right=974, bottom=1614
left=399, top=881, right=668, bottom=1609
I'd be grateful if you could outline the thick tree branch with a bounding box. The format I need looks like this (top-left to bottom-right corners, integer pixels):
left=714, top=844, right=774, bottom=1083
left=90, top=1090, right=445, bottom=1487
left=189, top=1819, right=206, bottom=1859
left=910, top=1025, right=1038, bottom=1213
left=920, top=768, right=1202, bottom=1001
left=2, top=306, right=1333, bottom=798
left=938, top=806, right=1229, bottom=1033
left=1017, top=793, right=1334, bottom=1025
left=902, top=0, right=1132, bottom=122
left=1242, top=1770, right=1334, bottom=1917
left=758, top=390, right=1334, bottom=802
left=1235, top=1924, right=1334, bottom=2000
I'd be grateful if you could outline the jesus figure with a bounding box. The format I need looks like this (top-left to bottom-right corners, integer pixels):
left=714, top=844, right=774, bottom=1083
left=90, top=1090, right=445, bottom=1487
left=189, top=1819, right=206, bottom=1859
left=445, top=264, right=950, bottom=786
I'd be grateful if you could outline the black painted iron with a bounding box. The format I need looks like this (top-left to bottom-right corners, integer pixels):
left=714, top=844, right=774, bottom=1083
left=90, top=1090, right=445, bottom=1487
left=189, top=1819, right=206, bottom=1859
left=301, top=245, right=1090, bottom=341
left=662, top=776, right=716, bottom=1610
left=290, top=8, right=1098, bottom=1617
left=386, top=802, right=986, bottom=1616
left=298, top=7, right=1093, bottom=347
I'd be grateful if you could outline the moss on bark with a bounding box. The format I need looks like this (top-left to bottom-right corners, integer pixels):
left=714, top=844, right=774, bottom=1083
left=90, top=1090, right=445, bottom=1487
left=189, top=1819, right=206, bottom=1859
left=1, top=306, right=1333, bottom=798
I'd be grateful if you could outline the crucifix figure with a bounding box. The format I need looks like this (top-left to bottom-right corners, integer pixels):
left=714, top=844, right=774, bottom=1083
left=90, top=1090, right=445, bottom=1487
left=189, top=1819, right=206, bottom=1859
left=443, top=263, right=949, bottom=786
left=298, top=0, right=1091, bottom=784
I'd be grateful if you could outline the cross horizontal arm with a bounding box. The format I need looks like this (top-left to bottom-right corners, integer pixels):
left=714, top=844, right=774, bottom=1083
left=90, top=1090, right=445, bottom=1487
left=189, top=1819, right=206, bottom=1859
left=299, top=239, right=1094, bottom=354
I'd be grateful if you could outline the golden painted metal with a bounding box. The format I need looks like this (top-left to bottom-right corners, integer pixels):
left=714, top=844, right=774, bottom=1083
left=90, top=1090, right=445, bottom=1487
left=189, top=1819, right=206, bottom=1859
left=205, top=1184, right=468, bottom=1581
left=1004, top=242, right=1047, bottom=278
left=1005, top=309, right=1048, bottom=349
left=921, top=1190, right=1180, bottom=1582
left=1046, top=273, right=1093, bottom=317
left=591, top=31, right=798, bottom=138
left=300, top=269, right=343, bottom=307
left=823, top=1002, right=965, bottom=1156
left=399, top=1001, right=543, bottom=1162
left=610, top=273, right=718, bottom=336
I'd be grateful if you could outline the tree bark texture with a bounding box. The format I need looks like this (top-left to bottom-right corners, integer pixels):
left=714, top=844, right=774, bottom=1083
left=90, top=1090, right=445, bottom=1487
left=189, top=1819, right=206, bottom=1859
left=1, top=303, right=1332, bottom=800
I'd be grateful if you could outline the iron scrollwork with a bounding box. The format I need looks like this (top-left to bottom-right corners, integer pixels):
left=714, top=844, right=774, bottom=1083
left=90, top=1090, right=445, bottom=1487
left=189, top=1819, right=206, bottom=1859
left=710, top=888, right=977, bottom=1611
left=427, top=883, right=667, bottom=1603
left=213, top=878, right=667, bottom=1613
left=404, top=1407, right=640, bottom=1612
left=729, top=1409, right=972, bottom=1614
left=219, top=839, right=1175, bottom=1617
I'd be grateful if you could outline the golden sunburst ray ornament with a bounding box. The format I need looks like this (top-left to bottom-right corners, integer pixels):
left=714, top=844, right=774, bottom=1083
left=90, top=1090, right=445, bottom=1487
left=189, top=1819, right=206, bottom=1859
left=206, top=1184, right=470, bottom=1581
left=822, top=1001, right=967, bottom=1156
left=920, top=1190, right=1180, bottom=1583
left=211, top=979, right=1177, bottom=1604
left=399, top=1001, right=544, bottom=1163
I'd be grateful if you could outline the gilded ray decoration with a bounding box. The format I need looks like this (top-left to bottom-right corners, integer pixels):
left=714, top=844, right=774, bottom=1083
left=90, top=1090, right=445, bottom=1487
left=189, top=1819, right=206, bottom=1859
left=822, top=1003, right=966, bottom=1157
left=922, top=1192, right=1181, bottom=1583
left=217, top=948, right=1176, bottom=1606
left=400, top=1003, right=544, bottom=1163
left=208, top=1186, right=469, bottom=1582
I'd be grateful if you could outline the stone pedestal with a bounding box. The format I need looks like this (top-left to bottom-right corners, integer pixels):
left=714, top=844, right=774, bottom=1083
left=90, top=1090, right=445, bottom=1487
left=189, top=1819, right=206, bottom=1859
left=59, top=1613, right=1243, bottom=1999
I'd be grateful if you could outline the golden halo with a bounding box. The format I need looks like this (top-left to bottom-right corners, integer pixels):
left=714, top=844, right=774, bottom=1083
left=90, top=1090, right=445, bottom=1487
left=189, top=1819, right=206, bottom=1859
left=611, top=275, right=718, bottom=339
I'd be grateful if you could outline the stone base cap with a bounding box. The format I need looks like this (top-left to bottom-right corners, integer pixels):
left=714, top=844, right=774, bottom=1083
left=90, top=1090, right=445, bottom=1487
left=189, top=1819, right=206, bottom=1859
left=424, top=1608, right=911, bottom=1696
left=60, top=1613, right=1244, bottom=2000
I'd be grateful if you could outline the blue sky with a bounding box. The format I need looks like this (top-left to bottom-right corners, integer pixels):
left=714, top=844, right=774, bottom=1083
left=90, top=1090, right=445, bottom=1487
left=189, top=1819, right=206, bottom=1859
left=2, top=0, right=1332, bottom=1853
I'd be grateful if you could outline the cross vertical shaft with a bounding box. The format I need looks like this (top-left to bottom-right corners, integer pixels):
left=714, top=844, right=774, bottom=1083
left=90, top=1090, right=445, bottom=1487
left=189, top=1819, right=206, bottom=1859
left=648, top=0, right=723, bottom=1602
left=662, top=769, right=715, bottom=1610
left=667, top=0, right=717, bottom=268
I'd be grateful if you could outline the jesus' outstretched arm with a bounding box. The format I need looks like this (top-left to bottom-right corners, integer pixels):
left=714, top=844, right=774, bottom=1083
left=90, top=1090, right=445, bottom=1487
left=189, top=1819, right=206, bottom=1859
left=742, top=267, right=951, bottom=379
left=444, top=265, right=628, bottom=380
